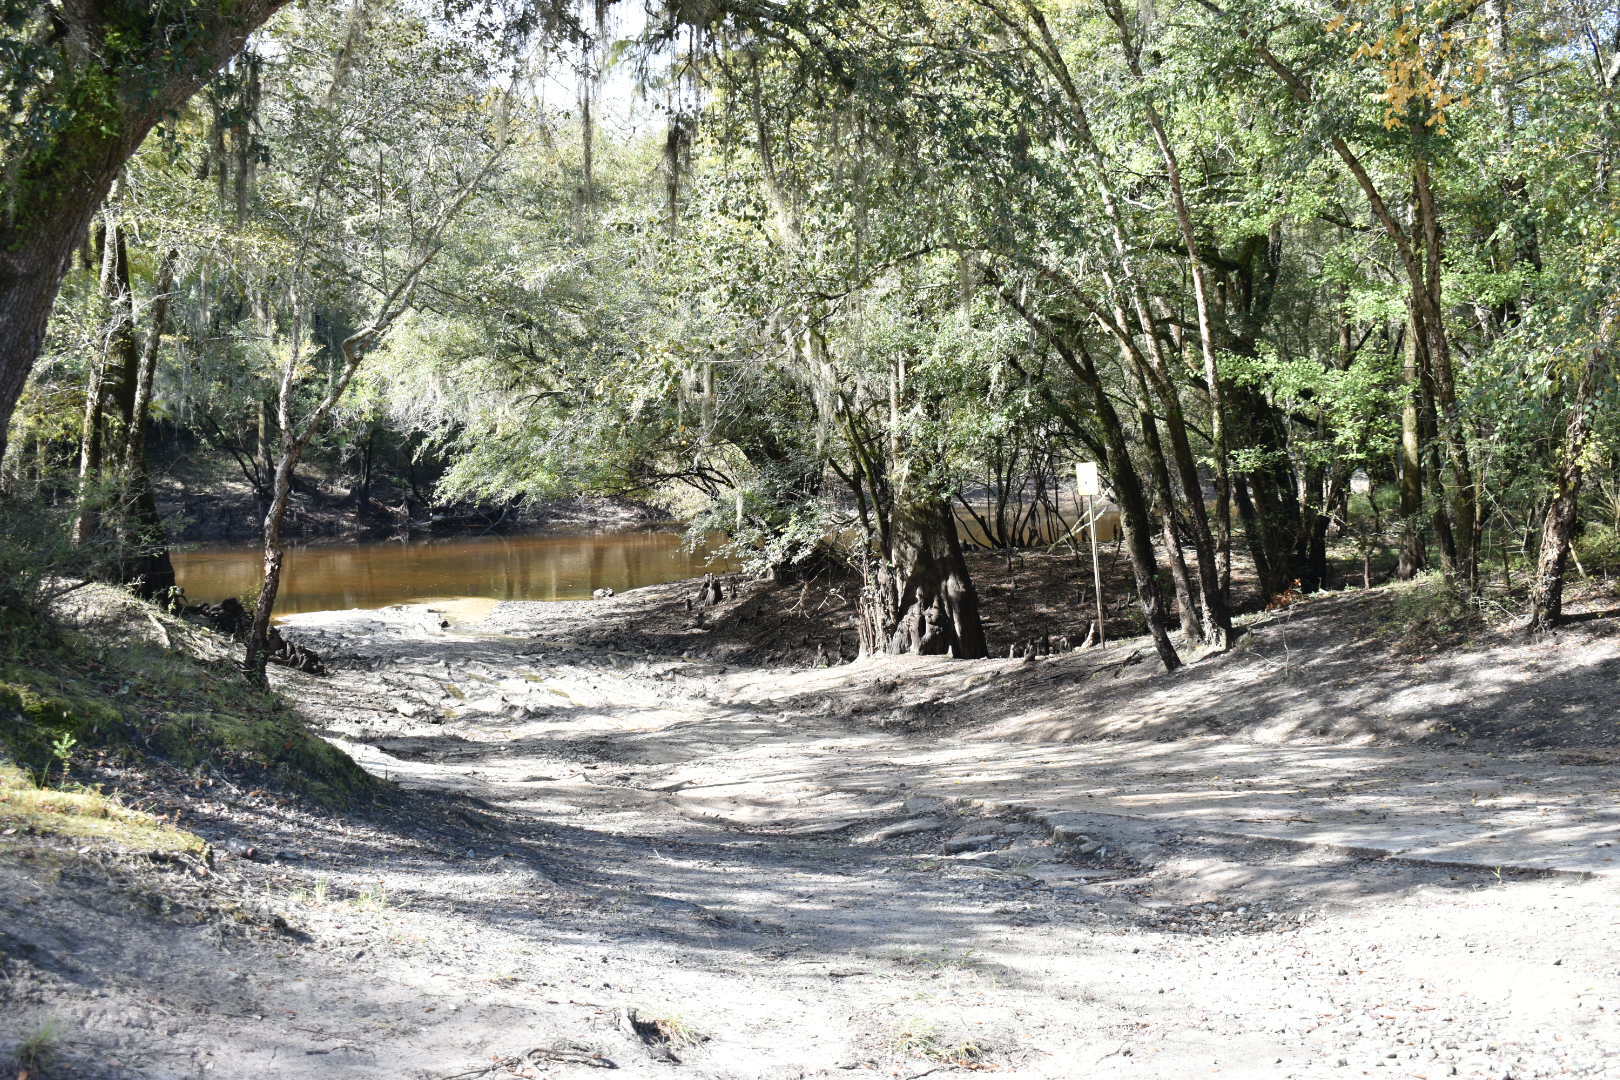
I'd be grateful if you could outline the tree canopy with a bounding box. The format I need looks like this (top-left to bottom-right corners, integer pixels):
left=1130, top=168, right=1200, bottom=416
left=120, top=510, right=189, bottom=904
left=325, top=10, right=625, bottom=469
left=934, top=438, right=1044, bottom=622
left=3, top=0, right=1619, bottom=664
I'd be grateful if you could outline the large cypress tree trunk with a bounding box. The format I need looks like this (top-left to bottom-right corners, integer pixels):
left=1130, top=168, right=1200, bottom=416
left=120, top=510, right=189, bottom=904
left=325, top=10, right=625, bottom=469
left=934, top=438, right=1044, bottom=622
left=1227, top=383, right=1304, bottom=599
left=859, top=499, right=988, bottom=659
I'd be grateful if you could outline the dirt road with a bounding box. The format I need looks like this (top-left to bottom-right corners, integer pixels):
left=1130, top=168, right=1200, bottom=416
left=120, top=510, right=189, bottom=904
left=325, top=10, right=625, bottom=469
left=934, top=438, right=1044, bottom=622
left=4, top=589, right=1618, bottom=1079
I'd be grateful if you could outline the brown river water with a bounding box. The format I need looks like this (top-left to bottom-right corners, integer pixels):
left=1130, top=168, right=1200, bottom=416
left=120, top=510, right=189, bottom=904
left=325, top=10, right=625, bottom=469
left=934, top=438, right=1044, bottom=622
left=171, top=497, right=1120, bottom=618
left=171, top=529, right=735, bottom=616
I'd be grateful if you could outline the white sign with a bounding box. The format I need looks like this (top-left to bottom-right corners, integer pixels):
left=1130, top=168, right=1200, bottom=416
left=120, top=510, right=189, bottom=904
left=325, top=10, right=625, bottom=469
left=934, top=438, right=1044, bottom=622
left=1350, top=469, right=1372, bottom=495
left=1075, top=461, right=1102, bottom=497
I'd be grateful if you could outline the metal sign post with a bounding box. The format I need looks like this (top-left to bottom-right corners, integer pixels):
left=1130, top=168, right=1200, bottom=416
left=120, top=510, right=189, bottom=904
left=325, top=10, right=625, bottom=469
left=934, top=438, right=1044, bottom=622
left=1075, top=462, right=1105, bottom=648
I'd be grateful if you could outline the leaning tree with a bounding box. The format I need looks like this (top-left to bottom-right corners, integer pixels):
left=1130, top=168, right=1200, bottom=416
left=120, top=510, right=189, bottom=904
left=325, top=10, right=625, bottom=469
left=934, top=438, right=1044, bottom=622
left=0, top=0, right=289, bottom=463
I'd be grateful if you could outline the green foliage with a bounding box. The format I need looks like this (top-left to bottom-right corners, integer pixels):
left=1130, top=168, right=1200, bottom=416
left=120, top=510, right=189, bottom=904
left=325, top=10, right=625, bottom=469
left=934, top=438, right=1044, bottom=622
left=1576, top=524, right=1620, bottom=571
left=0, top=489, right=131, bottom=614
left=0, top=670, right=125, bottom=783
left=7, top=0, right=1618, bottom=634
left=0, top=495, right=84, bottom=613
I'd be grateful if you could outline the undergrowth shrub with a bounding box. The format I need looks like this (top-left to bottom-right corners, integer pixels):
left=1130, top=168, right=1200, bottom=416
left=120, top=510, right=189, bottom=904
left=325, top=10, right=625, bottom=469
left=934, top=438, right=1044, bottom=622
left=1385, top=572, right=1487, bottom=652
left=0, top=494, right=87, bottom=613
left=1576, top=523, right=1620, bottom=572
left=0, top=485, right=154, bottom=617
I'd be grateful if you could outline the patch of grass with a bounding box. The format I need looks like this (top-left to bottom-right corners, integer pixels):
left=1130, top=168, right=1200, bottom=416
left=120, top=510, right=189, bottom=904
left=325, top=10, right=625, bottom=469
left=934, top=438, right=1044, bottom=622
left=880, top=945, right=994, bottom=974
left=290, top=874, right=333, bottom=906
left=0, top=603, right=375, bottom=808
left=349, top=880, right=391, bottom=911
left=646, top=1013, right=705, bottom=1049
left=12, top=1016, right=64, bottom=1075
left=0, top=675, right=125, bottom=784
left=0, top=764, right=203, bottom=852
left=1383, top=572, right=1488, bottom=653
left=890, top=1017, right=988, bottom=1065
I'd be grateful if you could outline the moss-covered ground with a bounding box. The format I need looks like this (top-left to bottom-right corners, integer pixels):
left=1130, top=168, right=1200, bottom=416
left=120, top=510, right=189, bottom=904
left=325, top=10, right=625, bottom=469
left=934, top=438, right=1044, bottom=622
left=0, top=600, right=375, bottom=828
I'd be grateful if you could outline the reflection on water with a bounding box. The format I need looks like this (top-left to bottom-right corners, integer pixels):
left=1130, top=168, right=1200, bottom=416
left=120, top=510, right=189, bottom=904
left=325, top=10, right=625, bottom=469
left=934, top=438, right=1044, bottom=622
left=172, top=530, right=734, bottom=616
left=174, top=504, right=1119, bottom=618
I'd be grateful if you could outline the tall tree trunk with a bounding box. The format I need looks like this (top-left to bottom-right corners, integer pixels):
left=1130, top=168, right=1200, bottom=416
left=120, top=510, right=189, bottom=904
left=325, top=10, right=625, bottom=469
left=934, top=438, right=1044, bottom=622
left=1237, top=33, right=1478, bottom=588
left=1226, top=382, right=1302, bottom=598
left=103, top=222, right=141, bottom=460
left=1133, top=375, right=1202, bottom=640
left=119, top=249, right=179, bottom=598
left=1301, top=467, right=1345, bottom=594
left=4, top=197, right=113, bottom=473
left=1011, top=6, right=1228, bottom=649
left=244, top=450, right=298, bottom=682
left=1159, top=510, right=1198, bottom=638
left=1095, top=393, right=1182, bottom=672
left=1412, top=156, right=1479, bottom=591
left=1138, top=340, right=1230, bottom=646
left=1101, top=281, right=1230, bottom=647
left=70, top=354, right=109, bottom=547
left=71, top=221, right=123, bottom=545
left=1528, top=356, right=1600, bottom=633
left=354, top=426, right=377, bottom=516
left=255, top=397, right=275, bottom=514
left=1106, top=0, right=1233, bottom=601
left=996, top=287, right=1181, bottom=670
left=1397, top=315, right=1426, bottom=578
left=243, top=138, right=506, bottom=681
left=1232, top=478, right=1269, bottom=589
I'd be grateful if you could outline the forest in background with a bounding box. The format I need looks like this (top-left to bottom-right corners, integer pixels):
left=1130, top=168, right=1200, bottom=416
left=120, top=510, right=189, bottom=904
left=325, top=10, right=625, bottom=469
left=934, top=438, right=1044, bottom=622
left=2, top=0, right=1619, bottom=678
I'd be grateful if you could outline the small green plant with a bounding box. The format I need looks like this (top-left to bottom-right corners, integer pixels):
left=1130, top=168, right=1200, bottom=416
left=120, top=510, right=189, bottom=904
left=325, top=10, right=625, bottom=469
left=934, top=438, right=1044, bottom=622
left=350, top=880, right=390, bottom=911
left=49, top=730, right=77, bottom=783
left=14, top=1016, right=63, bottom=1073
